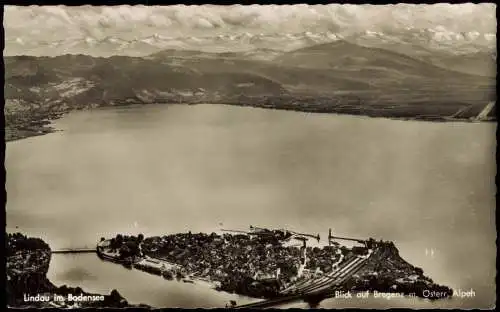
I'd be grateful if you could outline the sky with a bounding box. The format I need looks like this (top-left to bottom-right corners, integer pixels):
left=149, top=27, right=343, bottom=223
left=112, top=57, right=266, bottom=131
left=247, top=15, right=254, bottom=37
left=3, top=4, right=497, bottom=56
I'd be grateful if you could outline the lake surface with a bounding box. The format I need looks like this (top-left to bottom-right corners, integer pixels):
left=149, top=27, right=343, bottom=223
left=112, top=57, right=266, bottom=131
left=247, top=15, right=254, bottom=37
left=6, top=104, right=496, bottom=308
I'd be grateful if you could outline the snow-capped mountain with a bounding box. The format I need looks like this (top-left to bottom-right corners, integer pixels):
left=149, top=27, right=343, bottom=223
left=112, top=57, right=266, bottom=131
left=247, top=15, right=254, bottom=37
left=5, top=29, right=496, bottom=58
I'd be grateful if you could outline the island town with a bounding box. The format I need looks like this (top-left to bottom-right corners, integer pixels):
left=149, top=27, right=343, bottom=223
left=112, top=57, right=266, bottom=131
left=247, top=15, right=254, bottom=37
left=95, top=226, right=453, bottom=307
left=6, top=227, right=453, bottom=308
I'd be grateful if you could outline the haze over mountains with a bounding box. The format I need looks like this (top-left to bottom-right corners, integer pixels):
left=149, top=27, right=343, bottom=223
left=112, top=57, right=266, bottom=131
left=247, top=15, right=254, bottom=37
left=5, top=29, right=496, bottom=57
left=4, top=4, right=495, bottom=77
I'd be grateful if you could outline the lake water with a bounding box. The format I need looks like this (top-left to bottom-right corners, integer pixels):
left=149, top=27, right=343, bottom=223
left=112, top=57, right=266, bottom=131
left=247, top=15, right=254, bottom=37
left=6, top=104, right=496, bottom=308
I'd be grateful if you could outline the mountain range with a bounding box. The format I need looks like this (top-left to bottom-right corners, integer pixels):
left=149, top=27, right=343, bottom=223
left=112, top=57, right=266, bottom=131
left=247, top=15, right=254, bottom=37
left=4, top=39, right=496, bottom=141
left=6, top=29, right=496, bottom=55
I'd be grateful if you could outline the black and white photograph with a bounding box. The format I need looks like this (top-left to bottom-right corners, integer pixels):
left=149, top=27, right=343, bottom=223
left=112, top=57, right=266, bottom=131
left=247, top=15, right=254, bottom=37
left=4, top=3, right=497, bottom=309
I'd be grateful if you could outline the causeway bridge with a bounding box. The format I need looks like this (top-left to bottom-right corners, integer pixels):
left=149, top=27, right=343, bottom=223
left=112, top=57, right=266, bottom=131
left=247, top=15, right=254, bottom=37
left=51, top=248, right=96, bottom=254
left=234, top=253, right=370, bottom=309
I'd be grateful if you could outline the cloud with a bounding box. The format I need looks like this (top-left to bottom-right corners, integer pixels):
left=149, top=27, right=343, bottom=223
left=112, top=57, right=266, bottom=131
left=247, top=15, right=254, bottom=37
left=5, top=4, right=496, bottom=36
left=4, top=4, right=496, bottom=56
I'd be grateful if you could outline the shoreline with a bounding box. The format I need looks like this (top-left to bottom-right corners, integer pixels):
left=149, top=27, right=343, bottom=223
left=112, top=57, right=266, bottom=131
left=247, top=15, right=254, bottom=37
left=5, top=102, right=496, bottom=143
left=6, top=233, right=148, bottom=309
left=96, top=242, right=221, bottom=291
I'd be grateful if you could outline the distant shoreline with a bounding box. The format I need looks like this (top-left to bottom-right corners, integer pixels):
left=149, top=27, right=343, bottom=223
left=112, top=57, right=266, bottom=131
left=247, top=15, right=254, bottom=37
left=5, top=101, right=496, bottom=143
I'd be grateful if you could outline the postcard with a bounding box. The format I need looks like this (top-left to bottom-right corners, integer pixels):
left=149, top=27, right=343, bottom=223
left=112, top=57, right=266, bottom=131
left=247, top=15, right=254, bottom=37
left=4, top=3, right=496, bottom=309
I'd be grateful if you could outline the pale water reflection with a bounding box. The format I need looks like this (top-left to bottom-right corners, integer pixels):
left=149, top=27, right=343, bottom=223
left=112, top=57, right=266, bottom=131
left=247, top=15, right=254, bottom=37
left=6, top=104, right=496, bottom=308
